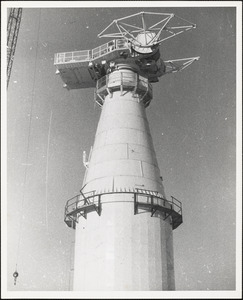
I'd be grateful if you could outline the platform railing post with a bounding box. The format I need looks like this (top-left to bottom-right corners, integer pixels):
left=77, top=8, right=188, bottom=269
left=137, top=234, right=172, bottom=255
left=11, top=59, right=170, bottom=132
left=134, top=193, right=137, bottom=215
left=98, top=195, right=101, bottom=216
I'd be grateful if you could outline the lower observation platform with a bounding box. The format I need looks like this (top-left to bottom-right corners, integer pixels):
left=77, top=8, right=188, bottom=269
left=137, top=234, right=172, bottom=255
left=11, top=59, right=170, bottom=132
left=64, top=189, right=182, bottom=230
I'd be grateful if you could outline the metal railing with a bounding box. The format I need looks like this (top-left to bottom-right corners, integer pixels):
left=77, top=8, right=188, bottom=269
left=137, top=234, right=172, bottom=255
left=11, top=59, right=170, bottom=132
left=96, top=75, right=108, bottom=91
left=134, top=190, right=182, bottom=216
left=54, top=39, right=129, bottom=64
left=96, top=72, right=151, bottom=92
left=64, top=188, right=182, bottom=230
left=54, top=50, right=91, bottom=64
left=109, top=71, right=136, bottom=86
left=170, top=196, right=182, bottom=215
left=95, top=71, right=152, bottom=106
left=65, top=190, right=96, bottom=217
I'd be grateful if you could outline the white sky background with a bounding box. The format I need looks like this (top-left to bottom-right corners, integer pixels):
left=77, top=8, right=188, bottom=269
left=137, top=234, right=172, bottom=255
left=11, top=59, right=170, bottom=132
left=1, top=1, right=242, bottom=299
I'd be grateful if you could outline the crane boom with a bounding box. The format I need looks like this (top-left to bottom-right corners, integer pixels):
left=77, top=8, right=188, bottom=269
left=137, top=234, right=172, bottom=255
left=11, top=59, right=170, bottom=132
left=7, top=8, right=22, bottom=88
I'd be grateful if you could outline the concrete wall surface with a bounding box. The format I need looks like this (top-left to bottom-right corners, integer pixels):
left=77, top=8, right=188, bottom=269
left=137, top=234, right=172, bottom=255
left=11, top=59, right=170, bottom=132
left=73, top=85, right=175, bottom=290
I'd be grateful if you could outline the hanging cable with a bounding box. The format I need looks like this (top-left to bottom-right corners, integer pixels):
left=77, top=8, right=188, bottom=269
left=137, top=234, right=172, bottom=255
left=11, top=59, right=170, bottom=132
left=14, top=8, right=42, bottom=285
left=45, top=110, right=53, bottom=232
left=13, top=268, right=19, bottom=285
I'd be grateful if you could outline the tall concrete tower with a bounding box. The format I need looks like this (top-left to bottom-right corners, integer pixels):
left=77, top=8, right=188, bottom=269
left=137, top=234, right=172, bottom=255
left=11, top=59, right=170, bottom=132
left=54, top=11, right=199, bottom=291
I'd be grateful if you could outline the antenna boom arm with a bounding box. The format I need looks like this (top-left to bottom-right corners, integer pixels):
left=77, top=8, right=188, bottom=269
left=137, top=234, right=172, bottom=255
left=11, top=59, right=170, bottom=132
left=164, top=57, right=200, bottom=74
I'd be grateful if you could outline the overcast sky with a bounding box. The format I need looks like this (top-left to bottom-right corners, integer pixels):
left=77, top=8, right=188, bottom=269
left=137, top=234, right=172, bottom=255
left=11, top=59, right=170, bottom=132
left=2, top=1, right=242, bottom=299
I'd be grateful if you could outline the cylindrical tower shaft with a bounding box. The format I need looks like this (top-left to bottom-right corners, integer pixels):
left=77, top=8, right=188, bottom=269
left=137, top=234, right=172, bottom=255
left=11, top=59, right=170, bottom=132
left=73, top=66, right=175, bottom=290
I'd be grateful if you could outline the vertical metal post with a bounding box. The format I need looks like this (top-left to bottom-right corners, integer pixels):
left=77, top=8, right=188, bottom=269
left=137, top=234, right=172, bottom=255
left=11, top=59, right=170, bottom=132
left=134, top=193, right=137, bottom=215
left=98, top=195, right=101, bottom=216
left=120, top=71, right=123, bottom=95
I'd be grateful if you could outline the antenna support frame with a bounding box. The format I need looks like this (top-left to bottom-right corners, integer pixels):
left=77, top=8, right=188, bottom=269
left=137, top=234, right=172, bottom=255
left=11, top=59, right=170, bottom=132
left=98, top=11, right=196, bottom=56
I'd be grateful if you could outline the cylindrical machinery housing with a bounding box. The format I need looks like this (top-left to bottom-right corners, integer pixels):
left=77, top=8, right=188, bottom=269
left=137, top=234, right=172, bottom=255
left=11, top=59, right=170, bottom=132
left=73, top=67, right=175, bottom=291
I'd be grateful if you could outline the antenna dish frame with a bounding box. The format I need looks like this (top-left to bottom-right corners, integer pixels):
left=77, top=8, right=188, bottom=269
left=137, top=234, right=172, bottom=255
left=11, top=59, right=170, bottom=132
left=164, top=56, right=200, bottom=74
left=98, top=11, right=196, bottom=50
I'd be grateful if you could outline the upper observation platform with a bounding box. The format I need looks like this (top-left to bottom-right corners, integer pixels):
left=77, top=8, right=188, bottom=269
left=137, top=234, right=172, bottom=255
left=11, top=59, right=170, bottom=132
left=54, top=38, right=199, bottom=90
left=54, top=11, right=199, bottom=90
left=54, top=39, right=132, bottom=89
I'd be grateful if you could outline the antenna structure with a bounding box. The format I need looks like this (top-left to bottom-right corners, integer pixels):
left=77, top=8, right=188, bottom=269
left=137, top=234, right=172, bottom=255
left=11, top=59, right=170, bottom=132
left=98, top=12, right=196, bottom=47
left=54, top=11, right=199, bottom=291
